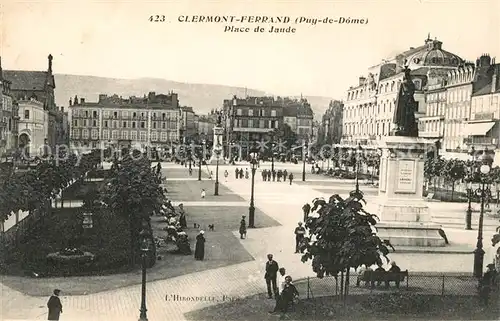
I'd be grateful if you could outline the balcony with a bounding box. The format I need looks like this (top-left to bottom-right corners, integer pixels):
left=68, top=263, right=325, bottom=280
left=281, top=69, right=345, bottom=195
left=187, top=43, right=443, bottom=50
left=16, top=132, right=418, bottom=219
left=472, top=112, right=494, bottom=121
left=419, top=131, right=442, bottom=138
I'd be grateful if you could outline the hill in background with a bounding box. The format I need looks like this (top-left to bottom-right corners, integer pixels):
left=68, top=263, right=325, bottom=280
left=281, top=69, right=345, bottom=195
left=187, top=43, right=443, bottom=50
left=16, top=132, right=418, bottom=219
left=54, top=74, right=335, bottom=119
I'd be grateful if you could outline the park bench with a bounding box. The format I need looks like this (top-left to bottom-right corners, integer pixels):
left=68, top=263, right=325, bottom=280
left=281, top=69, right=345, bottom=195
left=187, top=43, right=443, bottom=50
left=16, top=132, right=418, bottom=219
left=360, top=270, right=409, bottom=288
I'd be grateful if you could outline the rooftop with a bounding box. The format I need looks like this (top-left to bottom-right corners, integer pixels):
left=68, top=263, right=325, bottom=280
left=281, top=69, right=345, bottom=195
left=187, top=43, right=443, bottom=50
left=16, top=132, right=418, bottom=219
left=3, top=70, right=55, bottom=91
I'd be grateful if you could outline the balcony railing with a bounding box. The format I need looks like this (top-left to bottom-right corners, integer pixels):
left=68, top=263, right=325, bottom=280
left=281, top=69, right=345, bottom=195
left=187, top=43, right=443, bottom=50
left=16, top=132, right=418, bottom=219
left=472, top=112, right=494, bottom=121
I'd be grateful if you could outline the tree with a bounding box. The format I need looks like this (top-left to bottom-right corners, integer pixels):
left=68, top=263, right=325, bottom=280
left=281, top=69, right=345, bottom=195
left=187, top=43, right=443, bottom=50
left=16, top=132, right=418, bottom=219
left=442, top=159, right=466, bottom=201
left=100, top=150, right=164, bottom=266
left=301, top=189, right=391, bottom=299
left=271, top=123, right=298, bottom=151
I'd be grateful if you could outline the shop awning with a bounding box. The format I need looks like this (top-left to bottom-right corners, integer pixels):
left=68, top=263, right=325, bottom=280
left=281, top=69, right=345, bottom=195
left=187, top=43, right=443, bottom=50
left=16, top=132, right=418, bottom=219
left=464, top=122, right=495, bottom=136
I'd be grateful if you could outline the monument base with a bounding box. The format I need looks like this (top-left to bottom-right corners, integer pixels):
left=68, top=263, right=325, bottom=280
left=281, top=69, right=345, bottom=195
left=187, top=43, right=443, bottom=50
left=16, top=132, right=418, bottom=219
left=208, top=157, right=225, bottom=165
left=377, top=201, right=445, bottom=247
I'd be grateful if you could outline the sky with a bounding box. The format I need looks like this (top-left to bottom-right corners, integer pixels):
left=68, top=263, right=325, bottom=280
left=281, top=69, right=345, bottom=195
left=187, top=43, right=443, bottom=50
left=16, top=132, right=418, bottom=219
left=1, top=0, right=499, bottom=99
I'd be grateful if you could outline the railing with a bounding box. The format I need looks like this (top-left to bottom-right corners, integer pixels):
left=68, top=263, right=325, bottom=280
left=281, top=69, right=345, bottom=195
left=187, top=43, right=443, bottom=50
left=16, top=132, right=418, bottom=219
left=296, top=273, right=482, bottom=300
left=464, top=137, right=498, bottom=146
left=473, top=112, right=495, bottom=121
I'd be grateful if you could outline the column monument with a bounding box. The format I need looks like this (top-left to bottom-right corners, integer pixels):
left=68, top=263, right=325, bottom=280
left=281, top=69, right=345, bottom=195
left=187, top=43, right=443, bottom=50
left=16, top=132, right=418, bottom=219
left=209, top=113, right=225, bottom=164
left=376, top=66, right=446, bottom=247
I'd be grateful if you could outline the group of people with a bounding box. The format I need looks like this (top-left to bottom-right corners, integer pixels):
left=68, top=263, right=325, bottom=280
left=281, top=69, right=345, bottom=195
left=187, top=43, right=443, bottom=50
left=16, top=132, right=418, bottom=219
left=234, top=168, right=249, bottom=179
left=264, top=254, right=300, bottom=315
left=261, top=169, right=294, bottom=185
left=356, top=261, right=402, bottom=287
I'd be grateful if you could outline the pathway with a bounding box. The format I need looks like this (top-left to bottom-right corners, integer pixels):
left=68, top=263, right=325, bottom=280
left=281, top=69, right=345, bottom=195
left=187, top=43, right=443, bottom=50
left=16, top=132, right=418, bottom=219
left=1, top=163, right=498, bottom=321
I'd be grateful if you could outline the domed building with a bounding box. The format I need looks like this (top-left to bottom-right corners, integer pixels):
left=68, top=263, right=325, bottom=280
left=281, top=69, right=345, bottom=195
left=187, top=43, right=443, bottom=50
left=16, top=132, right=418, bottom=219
left=405, top=37, right=463, bottom=70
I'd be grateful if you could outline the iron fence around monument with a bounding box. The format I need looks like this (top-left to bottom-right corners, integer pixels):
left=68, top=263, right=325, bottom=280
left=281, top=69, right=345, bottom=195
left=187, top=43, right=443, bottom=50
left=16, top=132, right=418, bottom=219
left=294, top=273, right=483, bottom=300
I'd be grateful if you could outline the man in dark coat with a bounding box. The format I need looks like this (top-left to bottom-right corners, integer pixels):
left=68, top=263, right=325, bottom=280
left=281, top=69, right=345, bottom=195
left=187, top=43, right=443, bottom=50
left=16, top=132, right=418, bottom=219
left=302, top=203, right=311, bottom=223
left=194, top=230, right=206, bottom=260
left=294, top=222, right=306, bottom=253
left=239, top=215, right=247, bottom=239
left=283, top=170, right=288, bottom=183
left=265, top=254, right=279, bottom=299
left=47, top=289, right=62, bottom=320
left=289, top=173, right=294, bottom=185
left=235, top=168, right=239, bottom=179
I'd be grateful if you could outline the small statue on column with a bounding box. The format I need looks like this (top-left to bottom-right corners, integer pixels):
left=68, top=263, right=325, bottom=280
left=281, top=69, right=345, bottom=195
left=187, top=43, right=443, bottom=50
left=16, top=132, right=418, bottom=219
left=391, top=66, right=419, bottom=137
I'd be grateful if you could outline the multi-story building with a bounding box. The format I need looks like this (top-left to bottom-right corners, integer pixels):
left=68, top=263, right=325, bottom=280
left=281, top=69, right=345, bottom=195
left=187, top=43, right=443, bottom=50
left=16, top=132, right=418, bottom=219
left=223, top=96, right=284, bottom=156
left=419, top=71, right=447, bottom=143
left=179, top=106, right=196, bottom=143
left=282, top=98, right=314, bottom=139
left=319, top=100, right=344, bottom=145
left=69, top=92, right=180, bottom=150
left=0, top=58, right=17, bottom=157
left=3, top=54, right=61, bottom=151
left=464, top=56, right=500, bottom=155
left=443, top=63, right=476, bottom=155
left=196, top=114, right=215, bottom=141
left=17, top=98, right=49, bottom=155
left=342, top=36, right=463, bottom=146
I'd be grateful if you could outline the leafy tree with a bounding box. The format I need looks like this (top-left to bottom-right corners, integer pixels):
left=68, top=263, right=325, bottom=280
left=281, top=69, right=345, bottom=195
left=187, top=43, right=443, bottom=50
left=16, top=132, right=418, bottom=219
left=100, top=150, right=163, bottom=266
left=301, top=190, right=391, bottom=299
left=271, top=123, right=298, bottom=151
left=442, top=159, right=466, bottom=201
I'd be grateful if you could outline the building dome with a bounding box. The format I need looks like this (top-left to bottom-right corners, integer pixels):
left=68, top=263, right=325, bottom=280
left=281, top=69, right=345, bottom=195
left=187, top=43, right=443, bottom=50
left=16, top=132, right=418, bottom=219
left=406, top=38, right=463, bottom=69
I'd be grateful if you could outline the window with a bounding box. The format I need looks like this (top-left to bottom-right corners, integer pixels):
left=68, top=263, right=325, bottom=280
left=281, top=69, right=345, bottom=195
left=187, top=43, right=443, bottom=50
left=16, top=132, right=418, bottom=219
left=248, top=119, right=254, bottom=128
left=162, top=113, right=166, bottom=120
left=140, top=122, right=145, bottom=128
left=85, top=110, right=89, bottom=118
left=113, top=111, right=118, bottom=118
left=161, top=132, right=168, bottom=141
left=140, top=131, right=147, bottom=141
left=93, top=111, right=98, bottom=118
left=121, top=131, right=128, bottom=140
left=133, top=112, right=137, bottom=118
left=151, top=132, right=158, bottom=141
left=102, top=130, right=109, bottom=139
left=237, top=109, right=242, bottom=116
left=111, top=130, right=118, bottom=139
left=132, top=121, right=136, bottom=128
left=83, top=119, right=87, bottom=126
left=248, top=109, right=253, bottom=116
left=130, top=131, right=137, bottom=140
left=103, top=111, right=110, bottom=118
left=260, top=109, right=265, bottom=117
left=92, top=120, right=97, bottom=127
left=82, top=129, right=89, bottom=139
left=73, top=119, right=78, bottom=126
left=162, top=122, right=166, bottom=129
left=123, top=111, right=129, bottom=118
left=113, top=121, right=118, bottom=128
left=153, top=122, right=157, bottom=129
left=122, top=121, right=127, bottom=128
left=271, top=110, right=276, bottom=117
left=259, top=120, right=265, bottom=128
left=104, top=120, right=108, bottom=128
left=91, top=129, right=98, bottom=139
left=24, top=109, right=30, bottom=119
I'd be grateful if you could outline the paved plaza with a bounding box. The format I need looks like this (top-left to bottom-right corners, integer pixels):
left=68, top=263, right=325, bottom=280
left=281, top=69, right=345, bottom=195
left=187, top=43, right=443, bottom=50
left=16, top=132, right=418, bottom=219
left=1, top=161, right=499, bottom=321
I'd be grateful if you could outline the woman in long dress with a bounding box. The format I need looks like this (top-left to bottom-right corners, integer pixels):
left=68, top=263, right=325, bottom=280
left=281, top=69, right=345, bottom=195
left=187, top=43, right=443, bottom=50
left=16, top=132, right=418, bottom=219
left=194, top=231, right=206, bottom=260
left=178, top=203, right=187, bottom=228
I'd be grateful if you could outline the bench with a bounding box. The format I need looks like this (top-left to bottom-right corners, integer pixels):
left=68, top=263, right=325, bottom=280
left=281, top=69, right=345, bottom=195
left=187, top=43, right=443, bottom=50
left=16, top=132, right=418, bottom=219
left=358, top=270, right=409, bottom=288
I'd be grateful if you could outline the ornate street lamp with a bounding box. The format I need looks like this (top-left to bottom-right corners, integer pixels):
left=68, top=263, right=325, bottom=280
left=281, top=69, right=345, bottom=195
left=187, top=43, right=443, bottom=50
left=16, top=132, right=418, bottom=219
left=465, top=146, right=476, bottom=230
left=302, top=138, right=309, bottom=182
left=248, top=142, right=259, bottom=228
left=473, top=151, right=493, bottom=278
left=270, top=136, right=276, bottom=172
left=214, top=144, right=222, bottom=196
left=138, top=229, right=151, bottom=321
left=198, top=140, right=205, bottom=181
left=355, top=143, right=363, bottom=193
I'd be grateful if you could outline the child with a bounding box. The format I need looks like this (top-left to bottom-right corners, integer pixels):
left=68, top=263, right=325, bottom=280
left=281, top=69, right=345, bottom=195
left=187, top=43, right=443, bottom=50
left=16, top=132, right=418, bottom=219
left=201, top=189, right=206, bottom=199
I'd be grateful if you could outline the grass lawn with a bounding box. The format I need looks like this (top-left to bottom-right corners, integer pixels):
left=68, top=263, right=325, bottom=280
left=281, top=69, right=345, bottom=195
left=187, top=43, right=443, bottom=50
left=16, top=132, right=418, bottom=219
left=185, top=293, right=499, bottom=320
left=166, top=180, right=244, bottom=202
left=1, top=206, right=280, bottom=296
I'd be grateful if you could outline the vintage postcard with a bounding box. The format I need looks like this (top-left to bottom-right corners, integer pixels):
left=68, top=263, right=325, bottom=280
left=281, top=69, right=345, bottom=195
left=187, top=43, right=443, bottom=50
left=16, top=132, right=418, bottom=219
left=1, top=0, right=499, bottom=320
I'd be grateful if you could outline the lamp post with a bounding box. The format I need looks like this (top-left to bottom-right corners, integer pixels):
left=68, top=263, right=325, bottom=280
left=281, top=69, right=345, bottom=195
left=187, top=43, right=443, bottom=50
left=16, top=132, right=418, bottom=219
left=355, top=143, right=363, bottom=193
left=465, top=146, right=475, bottom=230
left=198, top=140, right=205, bottom=181
left=271, top=138, right=276, bottom=172
left=214, top=144, right=221, bottom=196
left=302, top=138, right=308, bottom=182
left=473, top=151, right=493, bottom=278
left=248, top=143, right=259, bottom=228
left=138, top=229, right=151, bottom=321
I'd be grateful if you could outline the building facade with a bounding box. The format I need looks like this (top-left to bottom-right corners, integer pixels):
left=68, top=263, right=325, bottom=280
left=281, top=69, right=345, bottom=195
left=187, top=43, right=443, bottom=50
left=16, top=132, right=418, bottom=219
left=0, top=59, right=17, bottom=157
left=465, top=56, right=500, bottom=156
left=179, top=106, right=196, bottom=143
left=196, top=114, right=215, bottom=141
left=17, top=98, right=49, bottom=156
left=4, top=54, right=59, bottom=151
left=319, top=100, right=344, bottom=145
left=342, top=36, right=463, bottom=147
left=223, top=96, right=285, bottom=156
left=281, top=98, right=314, bottom=139
left=69, top=92, right=180, bottom=150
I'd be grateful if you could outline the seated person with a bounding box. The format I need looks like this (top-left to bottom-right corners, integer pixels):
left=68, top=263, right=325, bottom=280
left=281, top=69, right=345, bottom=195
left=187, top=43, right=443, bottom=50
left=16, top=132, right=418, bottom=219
left=174, top=232, right=192, bottom=255
left=278, top=276, right=299, bottom=314
left=386, top=261, right=402, bottom=288
left=166, top=225, right=178, bottom=241
left=372, top=263, right=386, bottom=287
left=356, top=264, right=372, bottom=287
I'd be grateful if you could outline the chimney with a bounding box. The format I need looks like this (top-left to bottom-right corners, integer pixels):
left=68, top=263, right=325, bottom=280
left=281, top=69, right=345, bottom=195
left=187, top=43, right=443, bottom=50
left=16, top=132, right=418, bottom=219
left=80, top=98, right=85, bottom=104
left=48, top=54, right=53, bottom=72
left=74, top=95, right=78, bottom=105
left=492, top=66, right=498, bottom=94
left=69, top=99, right=72, bottom=106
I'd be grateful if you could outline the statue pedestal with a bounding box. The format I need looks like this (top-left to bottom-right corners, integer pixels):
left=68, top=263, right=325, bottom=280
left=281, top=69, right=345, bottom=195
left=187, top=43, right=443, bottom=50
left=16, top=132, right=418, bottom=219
left=209, top=126, right=225, bottom=165
left=376, top=136, right=445, bottom=247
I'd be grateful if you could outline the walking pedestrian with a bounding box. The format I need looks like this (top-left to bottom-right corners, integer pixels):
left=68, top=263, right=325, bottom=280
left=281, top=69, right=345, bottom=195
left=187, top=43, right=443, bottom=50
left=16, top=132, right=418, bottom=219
left=239, top=215, right=247, bottom=239
left=283, top=169, right=288, bottom=183
left=201, top=189, right=206, bottom=199
left=235, top=168, right=239, bottom=179
left=224, top=170, right=229, bottom=182
left=245, top=168, right=249, bottom=179
left=47, top=289, right=63, bottom=320
left=302, top=203, right=311, bottom=223
left=264, top=254, right=279, bottom=299
left=288, top=173, right=294, bottom=185
left=294, top=222, right=306, bottom=253
left=194, top=230, right=206, bottom=260
left=272, top=170, right=276, bottom=182
left=178, top=203, right=187, bottom=229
